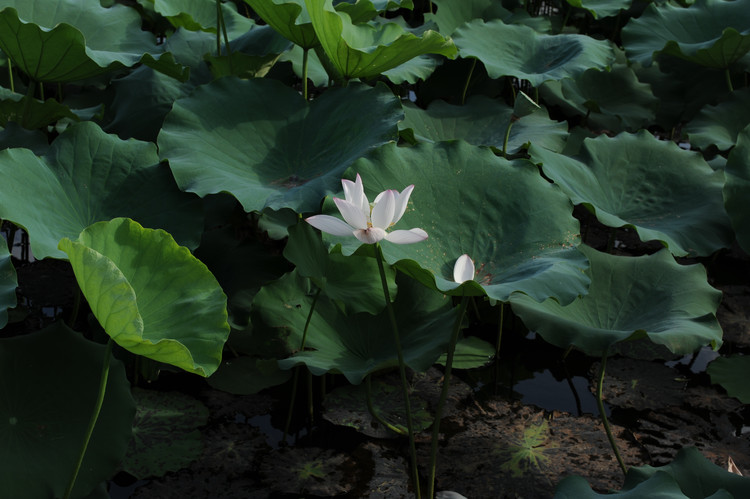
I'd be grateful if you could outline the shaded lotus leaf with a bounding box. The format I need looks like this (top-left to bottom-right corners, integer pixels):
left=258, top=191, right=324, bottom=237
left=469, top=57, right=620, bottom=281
left=622, top=0, right=750, bottom=69
left=0, top=86, right=78, bottom=129
left=510, top=245, right=723, bottom=358
left=0, top=122, right=203, bottom=260
left=158, top=78, right=401, bottom=213
left=453, top=19, right=614, bottom=86
left=59, top=218, right=230, bottom=377
left=707, top=355, right=750, bottom=404
left=529, top=131, right=734, bottom=257
left=724, top=125, right=750, bottom=253
left=322, top=141, right=588, bottom=304
left=0, top=240, right=16, bottom=328
left=254, top=271, right=455, bottom=384
left=153, top=0, right=254, bottom=39
left=0, top=0, right=184, bottom=82
left=540, top=65, right=658, bottom=132
left=280, top=44, right=329, bottom=86
left=207, top=357, right=293, bottom=395
left=204, top=24, right=292, bottom=79
left=305, top=0, right=456, bottom=81
left=435, top=335, right=495, bottom=369
left=0, top=322, right=134, bottom=499
left=427, top=0, right=511, bottom=36
left=382, top=54, right=441, bottom=84
left=259, top=447, right=356, bottom=496
left=0, top=122, right=49, bottom=154
left=334, top=0, right=414, bottom=24
left=555, top=471, right=689, bottom=498
left=244, top=0, right=319, bottom=49
left=122, top=388, right=209, bottom=479
left=400, top=96, right=567, bottom=154
left=565, top=0, right=632, bottom=19
left=623, top=447, right=750, bottom=497
left=686, top=87, right=750, bottom=151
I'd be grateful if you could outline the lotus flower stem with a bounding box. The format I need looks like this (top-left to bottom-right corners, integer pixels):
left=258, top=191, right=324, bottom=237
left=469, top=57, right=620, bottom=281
left=366, top=374, right=407, bottom=435
left=375, top=243, right=421, bottom=499
left=64, top=338, right=114, bottom=499
left=302, top=48, right=310, bottom=100
left=7, top=59, right=13, bottom=93
left=427, top=294, right=469, bottom=499
left=461, top=59, right=476, bottom=105
left=595, top=352, right=628, bottom=476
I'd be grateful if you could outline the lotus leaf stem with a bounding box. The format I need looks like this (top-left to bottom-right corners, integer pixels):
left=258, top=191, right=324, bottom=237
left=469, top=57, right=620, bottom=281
left=302, top=48, right=310, bottom=100
left=22, top=80, right=36, bottom=129
left=216, top=0, right=233, bottom=73
left=427, top=294, right=469, bottom=499
left=64, top=338, right=114, bottom=499
left=596, top=352, right=628, bottom=476
left=496, top=302, right=505, bottom=357
left=7, top=59, right=13, bottom=93
left=375, top=243, right=421, bottom=499
left=461, top=59, right=477, bottom=105
left=725, top=69, right=734, bottom=93
left=366, top=374, right=407, bottom=435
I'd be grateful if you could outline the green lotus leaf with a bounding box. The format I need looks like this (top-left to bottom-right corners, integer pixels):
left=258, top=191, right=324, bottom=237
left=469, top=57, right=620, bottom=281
left=0, top=239, right=17, bottom=328
left=453, top=19, right=614, bottom=86
left=158, top=77, right=402, bottom=213
left=304, top=0, right=457, bottom=80
left=510, top=245, right=723, bottom=358
left=0, top=0, right=183, bottom=82
left=122, top=388, right=209, bottom=479
left=435, top=336, right=495, bottom=369
left=427, top=0, right=511, bottom=36
left=0, top=86, right=78, bottom=129
left=244, top=0, right=319, bottom=48
left=0, top=122, right=203, bottom=260
left=254, top=271, right=456, bottom=385
left=686, top=87, right=750, bottom=151
left=723, top=124, right=750, bottom=253
left=58, top=218, right=230, bottom=377
left=0, top=322, right=134, bottom=499
left=529, top=131, right=734, bottom=257
left=399, top=95, right=567, bottom=154
left=321, top=141, right=589, bottom=304
left=382, top=54, right=441, bottom=84
left=0, top=122, right=49, bottom=154
left=152, top=0, right=254, bottom=39
left=207, top=357, right=293, bottom=394
left=564, top=0, right=632, bottom=19
left=621, top=0, right=750, bottom=69
left=555, top=470, right=690, bottom=498
left=707, top=355, right=750, bottom=404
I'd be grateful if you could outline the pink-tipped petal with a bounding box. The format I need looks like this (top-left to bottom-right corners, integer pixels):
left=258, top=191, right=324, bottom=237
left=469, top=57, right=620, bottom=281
left=306, top=215, right=356, bottom=237
left=371, top=190, right=396, bottom=229
left=453, top=254, right=475, bottom=283
left=354, top=227, right=387, bottom=244
left=334, top=197, right=368, bottom=229
left=385, top=228, right=428, bottom=244
left=392, top=184, right=414, bottom=225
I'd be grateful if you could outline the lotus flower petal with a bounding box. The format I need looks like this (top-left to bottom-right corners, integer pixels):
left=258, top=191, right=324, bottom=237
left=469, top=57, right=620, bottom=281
left=305, top=215, right=355, bottom=237
left=386, top=228, right=428, bottom=244
left=371, top=189, right=396, bottom=229
left=453, top=254, right=475, bottom=283
left=334, top=197, right=368, bottom=229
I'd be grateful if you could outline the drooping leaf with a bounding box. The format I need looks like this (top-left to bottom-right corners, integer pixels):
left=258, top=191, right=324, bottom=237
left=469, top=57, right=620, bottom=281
left=207, top=357, right=293, bottom=395
left=158, top=77, right=402, bottom=213
left=707, top=355, right=750, bottom=404
left=0, top=239, right=17, bottom=328
left=510, top=245, right=723, bottom=358
left=426, top=0, right=511, bottom=36
left=152, top=0, right=254, bottom=39
left=0, top=322, right=134, bottom=499
left=435, top=336, right=495, bottom=369
left=723, top=124, right=750, bottom=253
left=244, top=0, right=319, bottom=49
left=58, top=218, right=230, bottom=377
left=555, top=471, right=690, bottom=498
left=529, top=131, right=734, bottom=257
left=0, top=86, right=78, bottom=129
left=686, top=87, right=750, bottom=151
left=321, top=141, right=589, bottom=304
left=564, top=0, right=632, bottom=19
left=0, top=121, right=203, bottom=260
left=453, top=19, right=614, bottom=86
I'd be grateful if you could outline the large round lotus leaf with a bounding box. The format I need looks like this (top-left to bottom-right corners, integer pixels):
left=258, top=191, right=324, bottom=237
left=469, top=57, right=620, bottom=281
left=0, top=121, right=203, bottom=260
left=304, top=0, right=457, bottom=80
left=509, top=245, right=723, bottom=358
left=622, top=0, right=750, bottom=69
left=322, top=141, right=589, bottom=304
left=426, top=0, right=511, bottom=36
left=0, top=322, right=134, bottom=499
left=707, top=355, right=750, bottom=404
left=153, top=0, right=254, bottom=39
left=399, top=96, right=567, bottom=154
left=686, top=87, right=750, bottom=151
left=0, top=240, right=16, bottom=328
left=158, top=77, right=401, bottom=213
left=244, top=0, right=318, bottom=48
left=253, top=271, right=456, bottom=385
left=58, top=218, right=230, bottom=377
left=564, top=0, right=632, bottom=19
left=723, top=124, right=750, bottom=253
left=555, top=471, right=688, bottom=498
left=0, top=0, right=180, bottom=82
left=453, top=19, right=614, bottom=86
left=529, top=131, right=734, bottom=257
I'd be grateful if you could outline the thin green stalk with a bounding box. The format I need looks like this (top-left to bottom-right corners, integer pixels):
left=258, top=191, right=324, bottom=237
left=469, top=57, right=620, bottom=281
left=725, top=68, right=734, bottom=93
left=461, top=58, right=477, bottom=105
left=496, top=302, right=505, bottom=358
left=302, top=47, right=310, bottom=100
left=22, top=80, right=36, bottom=128
left=501, top=119, right=514, bottom=159
left=7, top=59, right=14, bottom=93
left=215, top=0, right=221, bottom=56
left=596, top=352, right=627, bottom=476
left=307, top=370, right=314, bottom=420
left=38, top=82, right=44, bottom=101
left=375, top=243, right=421, bottom=499
left=366, top=374, right=407, bottom=435
left=64, top=338, right=114, bottom=499
left=427, top=295, right=469, bottom=499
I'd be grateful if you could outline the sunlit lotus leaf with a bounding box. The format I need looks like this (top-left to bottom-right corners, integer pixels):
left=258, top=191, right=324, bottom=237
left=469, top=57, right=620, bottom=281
left=0, top=86, right=78, bottom=129
left=0, top=0, right=183, bottom=82
left=0, top=322, right=134, bottom=499
left=529, top=131, right=734, bottom=257
left=454, top=19, right=614, bottom=86
left=121, top=388, right=208, bottom=479
left=565, top=0, right=632, bottom=19
left=510, top=245, right=723, bottom=358
left=322, top=141, right=588, bottom=304
left=382, top=54, right=441, bottom=84
left=254, top=271, right=455, bottom=384
left=622, top=0, right=750, bottom=69
left=152, top=0, right=254, bottom=39
left=723, top=124, right=750, bottom=253
left=208, top=357, right=293, bottom=395
left=0, top=122, right=203, bottom=260
left=244, top=0, right=319, bottom=48
left=0, top=240, right=16, bottom=328
left=59, top=218, right=230, bottom=377
left=540, top=65, right=658, bottom=132
left=686, top=87, right=750, bottom=151
left=158, top=77, right=401, bottom=213
left=304, top=0, right=456, bottom=80
left=400, top=96, right=567, bottom=154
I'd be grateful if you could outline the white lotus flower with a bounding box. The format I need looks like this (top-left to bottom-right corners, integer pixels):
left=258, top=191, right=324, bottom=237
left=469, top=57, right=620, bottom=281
left=453, top=254, right=475, bottom=283
left=306, top=174, right=428, bottom=245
